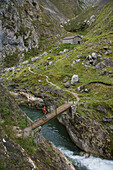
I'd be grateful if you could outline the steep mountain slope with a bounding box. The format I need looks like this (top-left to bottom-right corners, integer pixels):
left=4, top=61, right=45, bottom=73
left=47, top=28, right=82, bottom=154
left=1, top=0, right=113, bottom=165
left=0, top=0, right=67, bottom=67
left=0, top=0, right=103, bottom=69
left=2, top=0, right=113, bottom=159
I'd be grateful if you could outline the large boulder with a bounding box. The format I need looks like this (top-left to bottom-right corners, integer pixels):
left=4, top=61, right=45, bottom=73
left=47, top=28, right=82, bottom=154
left=95, top=58, right=113, bottom=69
left=71, top=75, right=79, bottom=85
left=92, top=52, right=98, bottom=59
left=64, top=81, right=70, bottom=88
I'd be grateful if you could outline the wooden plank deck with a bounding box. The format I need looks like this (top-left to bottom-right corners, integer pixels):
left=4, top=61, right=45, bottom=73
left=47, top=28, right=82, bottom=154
left=27, top=103, right=72, bottom=131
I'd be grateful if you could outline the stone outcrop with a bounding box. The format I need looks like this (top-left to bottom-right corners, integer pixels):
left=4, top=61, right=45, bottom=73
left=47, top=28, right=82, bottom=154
left=58, top=103, right=112, bottom=159
left=0, top=126, right=75, bottom=170
left=95, top=58, right=113, bottom=69
left=10, top=91, right=44, bottom=108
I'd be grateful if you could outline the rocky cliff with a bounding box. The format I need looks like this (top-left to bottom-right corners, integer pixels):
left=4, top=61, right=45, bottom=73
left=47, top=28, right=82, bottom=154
left=0, top=0, right=66, bottom=67
left=0, top=0, right=102, bottom=68
left=58, top=105, right=113, bottom=159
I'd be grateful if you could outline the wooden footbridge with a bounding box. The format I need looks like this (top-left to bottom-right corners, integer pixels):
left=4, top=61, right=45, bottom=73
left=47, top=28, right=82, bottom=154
left=24, top=103, right=72, bottom=137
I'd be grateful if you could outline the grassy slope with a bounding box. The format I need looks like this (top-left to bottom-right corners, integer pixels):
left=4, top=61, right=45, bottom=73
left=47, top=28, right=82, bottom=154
left=63, top=4, right=98, bottom=32
left=49, top=0, right=81, bottom=18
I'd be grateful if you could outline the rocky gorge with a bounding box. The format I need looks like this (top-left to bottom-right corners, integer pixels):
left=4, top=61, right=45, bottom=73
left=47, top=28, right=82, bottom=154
left=0, top=0, right=113, bottom=169
left=0, top=84, right=75, bottom=169
left=9, top=86, right=113, bottom=160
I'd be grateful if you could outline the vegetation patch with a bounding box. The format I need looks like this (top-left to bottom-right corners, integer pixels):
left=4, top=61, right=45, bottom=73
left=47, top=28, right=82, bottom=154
left=4, top=53, right=19, bottom=67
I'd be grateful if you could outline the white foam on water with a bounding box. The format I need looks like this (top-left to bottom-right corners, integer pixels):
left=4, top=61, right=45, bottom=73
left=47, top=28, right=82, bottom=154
left=58, top=146, right=113, bottom=170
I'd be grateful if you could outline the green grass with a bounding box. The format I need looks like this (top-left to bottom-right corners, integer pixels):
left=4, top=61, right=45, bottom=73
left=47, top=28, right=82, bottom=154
left=64, top=5, right=98, bottom=32
left=15, top=136, right=37, bottom=154
left=49, top=0, right=81, bottom=18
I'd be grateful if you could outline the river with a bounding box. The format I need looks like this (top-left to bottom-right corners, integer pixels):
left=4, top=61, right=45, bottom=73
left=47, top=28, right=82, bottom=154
left=20, top=106, right=113, bottom=170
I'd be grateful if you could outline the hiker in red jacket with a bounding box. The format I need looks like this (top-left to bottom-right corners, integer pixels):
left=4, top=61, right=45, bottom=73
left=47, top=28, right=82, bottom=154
left=42, top=106, right=47, bottom=116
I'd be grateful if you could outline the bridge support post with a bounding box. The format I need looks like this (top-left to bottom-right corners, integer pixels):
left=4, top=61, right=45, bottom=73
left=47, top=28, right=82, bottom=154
left=55, top=108, right=57, bottom=116
left=49, top=105, right=51, bottom=113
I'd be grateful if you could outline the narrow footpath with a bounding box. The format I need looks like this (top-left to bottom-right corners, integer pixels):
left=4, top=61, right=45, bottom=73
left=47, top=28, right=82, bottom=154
left=28, top=67, right=80, bottom=102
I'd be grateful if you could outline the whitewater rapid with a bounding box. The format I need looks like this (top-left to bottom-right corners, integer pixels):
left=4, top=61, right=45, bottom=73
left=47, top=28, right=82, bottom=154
left=59, top=146, right=113, bottom=170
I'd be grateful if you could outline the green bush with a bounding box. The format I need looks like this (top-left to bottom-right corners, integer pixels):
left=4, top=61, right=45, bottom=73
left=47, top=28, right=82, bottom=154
left=4, top=53, right=19, bottom=67
left=24, top=48, right=38, bottom=60
left=53, top=43, right=76, bottom=55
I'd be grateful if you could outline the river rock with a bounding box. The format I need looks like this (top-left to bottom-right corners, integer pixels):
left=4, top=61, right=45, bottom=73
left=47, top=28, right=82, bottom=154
left=71, top=75, right=79, bottom=85
left=93, top=59, right=99, bottom=66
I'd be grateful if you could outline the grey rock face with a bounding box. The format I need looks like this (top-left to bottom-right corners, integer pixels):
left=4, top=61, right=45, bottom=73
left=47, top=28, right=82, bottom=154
left=58, top=110, right=112, bottom=159
left=0, top=0, right=67, bottom=65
